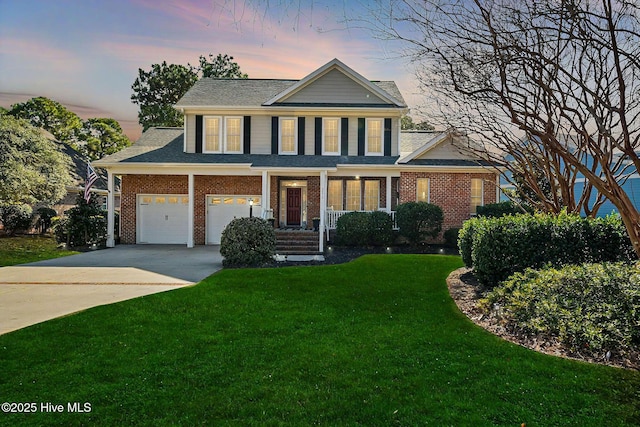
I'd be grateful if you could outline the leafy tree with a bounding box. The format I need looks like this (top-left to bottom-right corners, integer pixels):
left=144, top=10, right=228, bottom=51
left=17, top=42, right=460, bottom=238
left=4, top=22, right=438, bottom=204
left=194, top=53, right=248, bottom=79
left=54, top=193, right=106, bottom=247
left=0, top=115, right=71, bottom=206
left=401, top=114, right=434, bottom=131
left=131, top=54, right=247, bottom=131
left=368, top=0, right=640, bottom=258
left=9, top=96, right=83, bottom=143
left=80, top=118, right=131, bottom=160
left=131, top=61, right=198, bottom=131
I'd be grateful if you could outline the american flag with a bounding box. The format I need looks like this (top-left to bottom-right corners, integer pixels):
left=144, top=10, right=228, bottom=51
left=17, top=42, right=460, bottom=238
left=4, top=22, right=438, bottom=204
left=84, top=163, right=98, bottom=203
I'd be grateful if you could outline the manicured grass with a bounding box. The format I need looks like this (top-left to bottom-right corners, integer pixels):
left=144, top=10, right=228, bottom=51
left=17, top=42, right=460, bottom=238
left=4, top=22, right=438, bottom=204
left=0, top=255, right=638, bottom=425
left=0, top=235, right=79, bottom=266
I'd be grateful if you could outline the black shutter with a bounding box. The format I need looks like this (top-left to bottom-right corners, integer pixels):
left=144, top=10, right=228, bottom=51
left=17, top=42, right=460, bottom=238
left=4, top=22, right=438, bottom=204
left=315, top=117, right=322, bottom=155
left=271, top=117, right=278, bottom=154
left=298, top=117, right=305, bottom=155
left=357, top=118, right=365, bottom=156
left=384, top=118, right=392, bottom=156
left=243, top=116, right=251, bottom=154
left=341, top=117, right=349, bottom=156
left=195, top=115, right=203, bottom=153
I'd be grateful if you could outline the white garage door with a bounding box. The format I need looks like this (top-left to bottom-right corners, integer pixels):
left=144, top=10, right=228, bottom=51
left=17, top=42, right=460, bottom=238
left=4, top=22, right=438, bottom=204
left=207, top=195, right=262, bottom=245
left=138, top=195, right=189, bottom=244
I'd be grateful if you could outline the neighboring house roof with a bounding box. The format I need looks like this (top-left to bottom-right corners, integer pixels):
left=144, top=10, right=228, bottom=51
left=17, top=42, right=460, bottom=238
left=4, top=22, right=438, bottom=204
left=94, top=128, right=399, bottom=168
left=175, top=58, right=406, bottom=109
left=57, top=141, right=109, bottom=192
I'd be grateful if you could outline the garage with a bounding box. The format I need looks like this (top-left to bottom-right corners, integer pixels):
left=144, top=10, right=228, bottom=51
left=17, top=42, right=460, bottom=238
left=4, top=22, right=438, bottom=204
left=206, top=195, right=262, bottom=244
left=137, top=194, right=189, bottom=244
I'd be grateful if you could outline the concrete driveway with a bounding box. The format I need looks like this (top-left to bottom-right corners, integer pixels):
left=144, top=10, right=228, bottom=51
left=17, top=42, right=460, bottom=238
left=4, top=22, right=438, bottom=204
left=0, top=245, right=223, bottom=335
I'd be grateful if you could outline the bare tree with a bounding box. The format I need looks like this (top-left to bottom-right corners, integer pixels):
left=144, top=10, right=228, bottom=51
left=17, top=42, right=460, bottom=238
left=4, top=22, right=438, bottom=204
left=363, top=0, right=640, bottom=257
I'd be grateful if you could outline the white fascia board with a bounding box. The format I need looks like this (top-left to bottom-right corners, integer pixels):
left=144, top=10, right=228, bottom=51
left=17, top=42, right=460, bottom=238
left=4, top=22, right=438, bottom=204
left=398, top=165, right=497, bottom=174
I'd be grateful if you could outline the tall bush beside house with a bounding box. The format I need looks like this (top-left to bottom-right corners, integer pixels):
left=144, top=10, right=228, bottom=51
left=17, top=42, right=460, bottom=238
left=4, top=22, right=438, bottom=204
left=220, top=217, right=276, bottom=267
left=35, top=207, right=57, bottom=234
left=469, top=212, right=635, bottom=287
left=0, top=204, right=33, bottom=235
left=54, top=194, right=106, bottom=247
left=395, top=202, right=443, bottom=245
left=335, top=211, right=394, bottom=246
left=335, top=212, right=370, bottom=246
left=367, top=210, right=394, bottom=246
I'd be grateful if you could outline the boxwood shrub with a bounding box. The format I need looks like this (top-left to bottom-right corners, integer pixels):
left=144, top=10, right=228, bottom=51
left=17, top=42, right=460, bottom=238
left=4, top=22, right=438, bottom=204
left=220, top=217, right=276, bottom=267
left=484, top=262, right=640, bottom=358
left=461, top=212, right=635, bottom=287
left=335, top=211, right=394, bottom=246
left=395, top=202, right=443, bottom=245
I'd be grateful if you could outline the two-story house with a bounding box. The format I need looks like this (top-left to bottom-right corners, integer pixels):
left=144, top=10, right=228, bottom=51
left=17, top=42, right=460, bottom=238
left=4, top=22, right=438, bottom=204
left=94, top=59, right=498, bottom=252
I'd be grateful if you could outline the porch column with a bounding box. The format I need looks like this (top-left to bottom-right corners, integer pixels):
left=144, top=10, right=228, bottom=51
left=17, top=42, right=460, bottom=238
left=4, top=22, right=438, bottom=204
left=187, top=173, right=194, bottom=248
left=386, top=174, right=392, bottom=212
left=262, top=170, right=270, bottom=215
left=319, top=170, right=328, bottom=252
left=106, top=170, right=115, bottom=248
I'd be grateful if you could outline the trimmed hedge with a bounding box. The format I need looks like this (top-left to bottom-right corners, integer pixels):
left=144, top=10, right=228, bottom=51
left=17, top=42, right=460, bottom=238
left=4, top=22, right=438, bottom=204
left=395, top=202, right=443, bottom=245
left=220, top=217, right=276, bottom=267
left=484, top=262, right=640, bottom=358
left=0, top=204, right=33, bottom=235
left=476, top=201, right=529, bottom=217
left=459, top=212, right=635, bottom=287
left=335, top=211, right=394, bottom=246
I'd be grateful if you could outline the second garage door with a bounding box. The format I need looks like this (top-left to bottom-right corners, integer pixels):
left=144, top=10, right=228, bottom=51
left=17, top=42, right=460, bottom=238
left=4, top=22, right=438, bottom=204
left=207, top=195, right=262, bottom=244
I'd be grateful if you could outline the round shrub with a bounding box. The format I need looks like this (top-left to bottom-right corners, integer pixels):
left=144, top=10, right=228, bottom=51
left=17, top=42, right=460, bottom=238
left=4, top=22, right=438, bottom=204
left=220, top=217, right=276, bottom=267
left=485, top=262, right=640, bottom=358
left=395, top=202, right=443, bottom=245
left=368, top=211, right=394, bottom=246
left=443, top=227, right=461, bottom=247
left=335, top=211, right=370, bottom=246
left=0, top=204, right=33, bottom=235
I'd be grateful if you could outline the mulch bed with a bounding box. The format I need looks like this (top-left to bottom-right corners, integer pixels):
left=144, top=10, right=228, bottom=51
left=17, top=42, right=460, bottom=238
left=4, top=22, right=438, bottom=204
left=447, top=267, right=640, bottom=371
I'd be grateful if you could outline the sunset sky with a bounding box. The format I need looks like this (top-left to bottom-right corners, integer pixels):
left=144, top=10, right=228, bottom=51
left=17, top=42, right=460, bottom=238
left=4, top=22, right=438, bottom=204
left=0, top=0, right=422, bottom=141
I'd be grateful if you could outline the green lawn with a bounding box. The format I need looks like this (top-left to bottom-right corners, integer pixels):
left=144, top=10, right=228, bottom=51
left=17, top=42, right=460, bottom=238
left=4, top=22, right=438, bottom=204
left=0, top=235, right=79, bottom=266
left=0, top=255, right=638, bottom=426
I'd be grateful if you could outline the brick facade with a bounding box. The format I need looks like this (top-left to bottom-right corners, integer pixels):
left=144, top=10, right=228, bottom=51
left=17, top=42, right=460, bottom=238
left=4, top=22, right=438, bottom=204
left=121, top=174, right=261, bottom=244
left=399, top=171, right=497, bottom=232
left=121, top=171, right=496, bottom=244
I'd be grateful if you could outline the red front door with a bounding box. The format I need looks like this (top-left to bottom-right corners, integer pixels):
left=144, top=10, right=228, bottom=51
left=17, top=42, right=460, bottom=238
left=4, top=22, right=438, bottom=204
left=286, top=188, right=302, bottom=226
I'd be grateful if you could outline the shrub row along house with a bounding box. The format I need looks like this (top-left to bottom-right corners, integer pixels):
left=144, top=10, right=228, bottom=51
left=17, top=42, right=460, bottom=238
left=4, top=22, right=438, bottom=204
left=94, top=59, right=498, bottom=252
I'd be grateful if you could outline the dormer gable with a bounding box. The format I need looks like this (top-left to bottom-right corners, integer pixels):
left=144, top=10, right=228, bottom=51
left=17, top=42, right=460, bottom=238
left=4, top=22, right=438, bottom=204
left=263, top=58, right=405, bottom=107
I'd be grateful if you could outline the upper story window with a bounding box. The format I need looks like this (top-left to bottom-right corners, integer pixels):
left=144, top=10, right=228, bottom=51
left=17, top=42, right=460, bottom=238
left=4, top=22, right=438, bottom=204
left=279, top=118, right=297, bottom=154
left=204, top=116, right=222, bottom=153
left=366, top=118, right=383, bottom=155
left=224, top=117, right=243, bottom=153
left=204, top=116, right=243, bottom=153
left=416, top=178, right=430, bottom=203
left=471, top=178, right=484, bottom=214
left=323, top=118, right=340, bottom=155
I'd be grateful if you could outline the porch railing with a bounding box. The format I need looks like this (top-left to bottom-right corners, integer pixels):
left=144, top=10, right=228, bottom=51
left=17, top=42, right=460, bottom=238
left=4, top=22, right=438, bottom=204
left=325, top=209, right=397, bottom=231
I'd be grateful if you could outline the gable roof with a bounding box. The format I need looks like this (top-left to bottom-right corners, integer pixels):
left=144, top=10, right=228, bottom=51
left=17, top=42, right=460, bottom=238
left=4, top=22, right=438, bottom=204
left=399, top=130, right=494, bottom=167
left=263, top=58, right=406, bottom=107
left=175, top=58, right=406, bottom=109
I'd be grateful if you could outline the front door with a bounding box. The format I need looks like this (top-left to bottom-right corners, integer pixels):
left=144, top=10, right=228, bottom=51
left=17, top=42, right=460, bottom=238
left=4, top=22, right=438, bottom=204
left=286, top=188, right=301, bottom=226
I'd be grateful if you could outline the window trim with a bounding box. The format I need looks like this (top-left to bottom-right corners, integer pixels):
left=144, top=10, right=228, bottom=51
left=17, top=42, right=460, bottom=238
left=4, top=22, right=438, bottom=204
left=203, top=115, right=222, bottom=153
left=345, top=179, right=362, bottom=211
left=322, top=117, right=341, bottom=155
left=365, top=118, right=383, bottom=156
left=364, top=180, right=380, bottom=211
left=224, top=116, right=244, bottom=154
left=416, top=178, right=430, bottom=203
left=279, top=117, right=298, bottom=155
left=471, top=178, right=484, bottom=214
left=327, top=180, right=344, bottom=211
